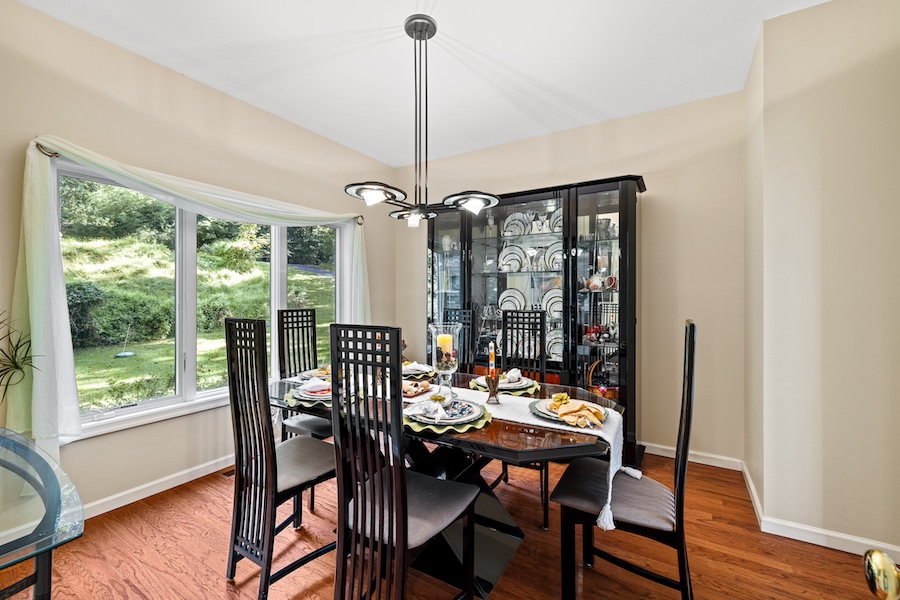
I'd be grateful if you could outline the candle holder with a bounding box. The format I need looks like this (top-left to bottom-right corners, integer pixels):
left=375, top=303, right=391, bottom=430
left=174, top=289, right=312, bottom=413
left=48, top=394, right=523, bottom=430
left=485, top=374, right=501, bottom=405
left=429, top=322, right=462, bottom=400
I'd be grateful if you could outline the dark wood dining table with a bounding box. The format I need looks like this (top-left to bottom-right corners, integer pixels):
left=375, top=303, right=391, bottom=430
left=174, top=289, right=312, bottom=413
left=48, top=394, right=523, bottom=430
left=268, top=372, right=624, bottom=596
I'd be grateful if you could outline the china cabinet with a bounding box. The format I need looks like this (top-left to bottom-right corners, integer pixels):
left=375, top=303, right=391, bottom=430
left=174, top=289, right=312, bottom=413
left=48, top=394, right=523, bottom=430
left=427, top=175, right=645, bottom=464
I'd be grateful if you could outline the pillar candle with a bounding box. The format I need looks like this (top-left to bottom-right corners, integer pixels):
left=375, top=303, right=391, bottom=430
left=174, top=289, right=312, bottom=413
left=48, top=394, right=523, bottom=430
left=437, top=333, right=453, bottom=356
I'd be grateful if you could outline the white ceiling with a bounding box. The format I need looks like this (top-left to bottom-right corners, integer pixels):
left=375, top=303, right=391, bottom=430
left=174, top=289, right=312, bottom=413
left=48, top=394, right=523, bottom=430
left=19, top=0, right=830, bottom=167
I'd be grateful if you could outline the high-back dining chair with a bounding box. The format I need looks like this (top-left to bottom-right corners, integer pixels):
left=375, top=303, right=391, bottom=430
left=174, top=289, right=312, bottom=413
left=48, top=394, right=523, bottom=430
left=500, top=309, right=546, bottom=382
left=330, top=323, right=479, bottom=600
left=224, top=318, right=336, bottom=600
left=551, top=320, right=697, bottom=600
left=496, top=309, right=551, bottom=527
left=443, top=307, right=477, bottom=374
left=278, top=309, right=333, bottom=522
left=278, top=308, right=332, bottom=439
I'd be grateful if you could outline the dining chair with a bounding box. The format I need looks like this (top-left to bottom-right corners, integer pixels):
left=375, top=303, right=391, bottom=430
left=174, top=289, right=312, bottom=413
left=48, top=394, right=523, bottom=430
left=330, top=323, right=479, bottom=600
left=443, top=307, right=477, bottom=374
left=496, top=309, right=552, bottom=528
left=550, top=319, right=697, bottom=600
left=224, top=318, right=336, bottom=600
left=278, top=308, right=333, bottom=523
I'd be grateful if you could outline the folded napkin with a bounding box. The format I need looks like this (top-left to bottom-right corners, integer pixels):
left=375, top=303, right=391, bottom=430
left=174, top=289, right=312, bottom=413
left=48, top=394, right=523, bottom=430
left=403, top=361, right=433, bottom=373
left=556, top=400, right=606, bottom=428
left=403, top=401, right=447, bottom=420
left=504, top=368, right=522, bottom=382
left=300, top=377, right=330, bottom=392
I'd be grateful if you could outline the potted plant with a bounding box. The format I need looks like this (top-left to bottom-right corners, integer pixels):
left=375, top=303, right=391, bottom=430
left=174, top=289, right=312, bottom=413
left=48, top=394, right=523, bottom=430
left=0, top=312, right=35, bottom=405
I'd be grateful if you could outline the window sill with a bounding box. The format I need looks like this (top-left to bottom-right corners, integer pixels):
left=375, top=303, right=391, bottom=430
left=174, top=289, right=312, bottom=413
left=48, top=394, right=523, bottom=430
left=77, top=391, right=230, bottom=441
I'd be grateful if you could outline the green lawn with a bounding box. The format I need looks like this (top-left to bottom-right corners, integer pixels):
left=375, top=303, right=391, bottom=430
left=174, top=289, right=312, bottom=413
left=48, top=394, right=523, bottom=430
left=73, top=267, right=335, bottom=412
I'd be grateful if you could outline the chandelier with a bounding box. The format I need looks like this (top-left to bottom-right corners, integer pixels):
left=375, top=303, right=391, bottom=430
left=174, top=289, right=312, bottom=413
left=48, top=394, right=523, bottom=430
left=344, top=14, right=499, bottom=227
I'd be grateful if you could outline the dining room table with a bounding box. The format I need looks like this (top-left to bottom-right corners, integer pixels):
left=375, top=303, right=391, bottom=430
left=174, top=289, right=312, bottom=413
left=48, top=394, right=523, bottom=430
left=269, top=369, right=624, bottom=596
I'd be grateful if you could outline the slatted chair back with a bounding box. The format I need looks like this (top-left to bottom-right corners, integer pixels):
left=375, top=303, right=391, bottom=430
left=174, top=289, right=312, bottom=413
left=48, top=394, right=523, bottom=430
left=443, top=307, right=477, bottom=373
left=224, top=318, right=278, bottom=577
left=674, top=320, right=697, bottom=534
left=501, top=309, right=547, bottom=381
left=330, top=324, right=407, bottom=600
left=278, top=308, right=318, bottom=379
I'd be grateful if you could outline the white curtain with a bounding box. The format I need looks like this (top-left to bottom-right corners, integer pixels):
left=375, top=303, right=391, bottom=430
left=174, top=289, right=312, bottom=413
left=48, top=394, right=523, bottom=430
left=9, top=134, right=370, bottom=458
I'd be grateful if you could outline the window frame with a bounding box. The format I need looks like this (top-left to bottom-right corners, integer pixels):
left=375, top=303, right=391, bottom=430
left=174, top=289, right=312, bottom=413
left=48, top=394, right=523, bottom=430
left=56, top=161, right=339, bottom=438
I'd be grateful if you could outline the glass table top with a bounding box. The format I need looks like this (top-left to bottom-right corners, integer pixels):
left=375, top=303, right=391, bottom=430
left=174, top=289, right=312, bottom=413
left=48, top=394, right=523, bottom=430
left=0, top=428, right=83, bottom=571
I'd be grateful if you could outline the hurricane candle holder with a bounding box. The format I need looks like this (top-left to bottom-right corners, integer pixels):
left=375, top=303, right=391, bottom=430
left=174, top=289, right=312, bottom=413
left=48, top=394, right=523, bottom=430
left=429, top=322, right=461, bottom=400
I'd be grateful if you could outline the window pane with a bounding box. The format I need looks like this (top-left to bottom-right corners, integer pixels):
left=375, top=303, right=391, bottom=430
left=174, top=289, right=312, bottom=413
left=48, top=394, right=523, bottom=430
left=59, top=175, right=176, bottom=412
left=196, top=217, right=271, bottom=391
left=287, top=226, right=336, bottom=361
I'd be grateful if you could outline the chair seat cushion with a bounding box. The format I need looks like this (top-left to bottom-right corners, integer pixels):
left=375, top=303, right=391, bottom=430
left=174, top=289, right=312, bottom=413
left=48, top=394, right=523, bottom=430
left=283, top=414, right=333, bottom=439
left=550, top=457, right=676, bottom=532
left=350, top=470, right=479, bottom=549
left=275, top=435, right=335, bottom=494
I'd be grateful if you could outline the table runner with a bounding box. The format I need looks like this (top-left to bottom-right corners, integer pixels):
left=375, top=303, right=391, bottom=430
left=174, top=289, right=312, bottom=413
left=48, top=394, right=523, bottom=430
left=448, top=386, right=638, bottom=530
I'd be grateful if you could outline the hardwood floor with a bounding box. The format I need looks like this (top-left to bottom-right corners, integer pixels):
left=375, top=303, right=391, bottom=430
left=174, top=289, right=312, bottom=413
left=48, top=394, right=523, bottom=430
left=1, top=455, right=873, bottom=599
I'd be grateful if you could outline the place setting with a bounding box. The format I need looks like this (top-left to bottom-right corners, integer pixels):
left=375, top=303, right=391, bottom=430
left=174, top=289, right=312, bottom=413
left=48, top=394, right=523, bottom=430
left=401, top=360, right=436, bottom=380
left=469, top=367, right=540, bottom=396
left=283, top=376, right=332, bottom=407
left=402, top=394, right=492, bottom=434
left=528, top=392, right=608, bottom=429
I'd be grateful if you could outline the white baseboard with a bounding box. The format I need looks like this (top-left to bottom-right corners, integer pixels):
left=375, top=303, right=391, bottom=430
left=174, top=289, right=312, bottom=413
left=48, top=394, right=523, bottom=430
left=82, top=455, right=234, bottom=520
left=740, top=464, right=900, bottom=558
left=647, top=444, right=899, bottom=557
left=759, top=514, right=900, bottom=557
left=642, top=442, right=743, bottom=471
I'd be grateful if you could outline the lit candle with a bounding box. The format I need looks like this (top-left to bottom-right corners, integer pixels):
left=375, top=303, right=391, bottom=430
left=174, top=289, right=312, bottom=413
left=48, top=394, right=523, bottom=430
left=436, top=333, right=453, bottom=356
left=488, top=342, right=496, bottom=377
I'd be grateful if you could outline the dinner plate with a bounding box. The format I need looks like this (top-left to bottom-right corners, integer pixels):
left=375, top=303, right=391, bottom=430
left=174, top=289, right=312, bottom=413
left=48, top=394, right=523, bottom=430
left=474, top=374, right=534, bottom=390
left=296, top=389, right=332, bottom=403
left=498, top=288, right=526, bottom=311
left=498, top=245, right=527, bottom=272
left=550, top=207, right=563, bottom=232
left=530, top=399, right=607, bottom=423
left=402, top=363, right=434, bottom=376
left=407, top=400, right=484, bottom=425
left=541, top=288, right=563, bottom=319
left=544, top=241, right=564, bottom=271
left=502, top=212, right=529, bottom=237
left=299, top=368, right=332, bottom=381
left=547, top=329, right=563, bottom=360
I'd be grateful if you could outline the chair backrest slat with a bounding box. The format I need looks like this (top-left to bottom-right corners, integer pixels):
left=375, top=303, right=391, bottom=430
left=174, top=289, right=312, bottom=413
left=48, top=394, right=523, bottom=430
left=500, top=309, right=547, bottom=382
left=674, top=320, right=697, bottom=529
left=331, top=324, right=406, bottom=600
left=278, top=308, right=318, bottom=379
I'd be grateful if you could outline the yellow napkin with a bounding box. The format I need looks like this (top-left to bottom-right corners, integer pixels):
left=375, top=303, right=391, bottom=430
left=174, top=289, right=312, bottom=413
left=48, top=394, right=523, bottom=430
left=556, top=400, right=606, bottom=428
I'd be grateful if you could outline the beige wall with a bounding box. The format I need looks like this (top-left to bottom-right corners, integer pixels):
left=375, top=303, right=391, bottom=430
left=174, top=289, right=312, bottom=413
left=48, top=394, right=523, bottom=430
left=0, top=1, right=399, bottom=505
left=754, top=0, right=900, bottom=543
left=744, top=27, right=766, bottom=509
left=396, top=94, right=747, bottom=461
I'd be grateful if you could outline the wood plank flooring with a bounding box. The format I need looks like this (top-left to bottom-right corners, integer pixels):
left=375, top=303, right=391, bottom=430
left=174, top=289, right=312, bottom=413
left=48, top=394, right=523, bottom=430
left=0, top=455, right=874, bottom=599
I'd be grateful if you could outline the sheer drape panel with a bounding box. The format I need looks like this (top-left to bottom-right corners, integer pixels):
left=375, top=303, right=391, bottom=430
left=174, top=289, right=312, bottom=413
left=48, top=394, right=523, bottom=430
left=9, top=135, right=372, bottom=456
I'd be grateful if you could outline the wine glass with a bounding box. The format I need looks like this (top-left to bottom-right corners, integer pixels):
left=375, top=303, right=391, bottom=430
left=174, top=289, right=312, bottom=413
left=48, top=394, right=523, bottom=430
left=429, top=322, right=462, bottom=401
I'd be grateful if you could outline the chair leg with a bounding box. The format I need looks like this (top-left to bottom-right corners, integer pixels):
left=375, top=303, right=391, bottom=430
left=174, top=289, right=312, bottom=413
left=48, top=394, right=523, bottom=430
left=582, top=522, right=594, bottom=568
left=308, top=485, right=316, bottom=512
left=677, top=535, right=694, bottom=600
left=462, top=506, right=475, bottom=600
left=501, top=462, right=509, bottom=484
left=226, top=548, right=238, bottom=581
left=560, top=507, right=577, bottom=600
left=540, top=462, right=549, bottom=530
left=292, top=494, right=303, bottom=528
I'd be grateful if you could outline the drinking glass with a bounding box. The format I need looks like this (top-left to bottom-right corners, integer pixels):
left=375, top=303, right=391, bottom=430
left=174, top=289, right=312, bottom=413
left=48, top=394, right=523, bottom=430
left=429, top=322, right=462, bottom=400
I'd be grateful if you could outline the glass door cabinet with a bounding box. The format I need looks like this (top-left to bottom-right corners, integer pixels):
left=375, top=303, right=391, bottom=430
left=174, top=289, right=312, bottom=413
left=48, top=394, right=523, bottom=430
left=427, top=175, right=645, bottom=464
